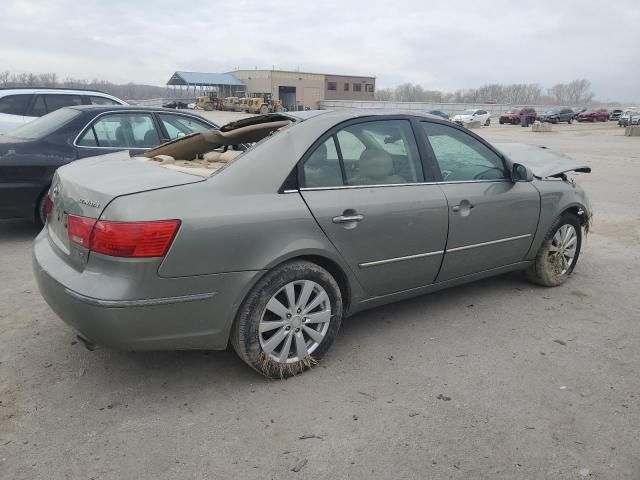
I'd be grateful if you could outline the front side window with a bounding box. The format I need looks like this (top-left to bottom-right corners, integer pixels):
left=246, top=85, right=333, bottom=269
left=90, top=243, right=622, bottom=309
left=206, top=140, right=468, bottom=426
left=77, top=113, right=159, bottom=148
left=302, top=119, right=423, bottom=188
left=158, top=114, right=213, bottom=140
left=327, top=82, right=337, bottom=91
left=89, top=95, right=121, bottom=105
left=0, top=94, right=32, bottom=116
left=353, top=83, right=362, bottom=92
left=421, top=122, right=506, bottom=182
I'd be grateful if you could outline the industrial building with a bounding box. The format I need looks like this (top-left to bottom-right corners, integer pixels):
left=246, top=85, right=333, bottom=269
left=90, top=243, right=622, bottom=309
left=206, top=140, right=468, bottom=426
left=166, top=69, right=375, bottom=110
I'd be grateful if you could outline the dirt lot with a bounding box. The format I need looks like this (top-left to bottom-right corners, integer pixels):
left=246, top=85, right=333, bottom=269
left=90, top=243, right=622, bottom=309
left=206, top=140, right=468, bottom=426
left=1, top=117, right=639, bottom=479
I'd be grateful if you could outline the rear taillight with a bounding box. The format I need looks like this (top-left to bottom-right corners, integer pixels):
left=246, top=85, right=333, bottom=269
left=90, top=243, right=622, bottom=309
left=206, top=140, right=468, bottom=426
left=67, top=215, right=96, bottom=247
left=67, top=215, right=180, bottom=258
left=44, top=194, right=53, bottom=217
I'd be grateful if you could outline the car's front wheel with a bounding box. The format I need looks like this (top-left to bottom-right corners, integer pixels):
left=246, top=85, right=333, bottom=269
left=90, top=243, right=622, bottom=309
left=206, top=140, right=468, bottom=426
left=526, top=213, right=582, bottom=287
left=231, top=260, right=343, bottom=378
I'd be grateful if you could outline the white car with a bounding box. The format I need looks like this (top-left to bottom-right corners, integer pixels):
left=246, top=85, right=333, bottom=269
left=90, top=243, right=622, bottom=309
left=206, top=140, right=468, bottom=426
left=0, top=88, right=127, bottom=134
left=631, top=112, right=640, bottom=125
left=452, top=108, right=491, bottom=126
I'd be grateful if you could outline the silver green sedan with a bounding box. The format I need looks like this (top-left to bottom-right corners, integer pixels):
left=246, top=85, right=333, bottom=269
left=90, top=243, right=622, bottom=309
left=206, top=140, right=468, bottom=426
left=33, top=110, right=592, bottom=377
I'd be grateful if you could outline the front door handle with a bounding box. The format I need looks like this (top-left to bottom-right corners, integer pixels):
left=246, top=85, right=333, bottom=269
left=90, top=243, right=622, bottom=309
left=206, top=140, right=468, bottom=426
left=451, top=200, right=475, bottom=213
left=332, top=213, right=364, bottom=223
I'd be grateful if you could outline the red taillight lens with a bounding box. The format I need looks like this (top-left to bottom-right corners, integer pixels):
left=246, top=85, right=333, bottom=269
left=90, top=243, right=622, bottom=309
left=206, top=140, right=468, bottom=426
left=67, top=215, right=97, bottom=247
left=67, top=215, right=180, bottom=258
left=44, top=194, right=54, bottom=217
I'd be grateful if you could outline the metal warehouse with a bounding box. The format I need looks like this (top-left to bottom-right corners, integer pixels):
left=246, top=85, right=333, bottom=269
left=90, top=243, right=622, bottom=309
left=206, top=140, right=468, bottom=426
left=166, top=69, right=375, bottom=110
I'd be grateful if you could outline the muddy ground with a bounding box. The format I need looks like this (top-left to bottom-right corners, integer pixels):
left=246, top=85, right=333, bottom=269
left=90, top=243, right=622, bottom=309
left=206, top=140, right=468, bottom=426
left=1, top=116, right=639, bottom=479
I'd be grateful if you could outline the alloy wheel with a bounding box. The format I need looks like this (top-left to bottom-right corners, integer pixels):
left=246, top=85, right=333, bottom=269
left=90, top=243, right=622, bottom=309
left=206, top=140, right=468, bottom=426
left=548, top=224, right=578, bottom=275
left=259, top=280, right=332, bottom=363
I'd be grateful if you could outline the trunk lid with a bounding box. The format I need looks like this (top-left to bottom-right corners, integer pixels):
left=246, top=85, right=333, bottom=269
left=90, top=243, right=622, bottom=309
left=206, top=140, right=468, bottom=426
left=493, top=143, right=591, bottom=178
left=47, top=150, right=204, bottom=269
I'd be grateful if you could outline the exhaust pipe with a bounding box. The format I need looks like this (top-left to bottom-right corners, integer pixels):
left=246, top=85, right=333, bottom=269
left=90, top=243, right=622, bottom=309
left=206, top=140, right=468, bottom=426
left=76, top=334, right=98, bottom=351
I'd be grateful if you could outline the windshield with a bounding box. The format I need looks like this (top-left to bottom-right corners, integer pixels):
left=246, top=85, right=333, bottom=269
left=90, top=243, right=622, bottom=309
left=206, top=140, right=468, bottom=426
left=507, top=109, right=519, bottom=114
left=463, top=109, right=476, bottom=114
left=545, top=110, right=559, bottom=114
left=6, top=108, right=81, bottom=140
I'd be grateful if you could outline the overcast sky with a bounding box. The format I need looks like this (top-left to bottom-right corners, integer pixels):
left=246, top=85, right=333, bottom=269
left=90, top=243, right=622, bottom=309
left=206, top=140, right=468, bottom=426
left=1, top=0, right=639, bottom=102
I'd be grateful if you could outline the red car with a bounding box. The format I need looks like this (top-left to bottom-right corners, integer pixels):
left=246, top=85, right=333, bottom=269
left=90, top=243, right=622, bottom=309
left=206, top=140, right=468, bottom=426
left=499, top=107, right=537, bottom=125
left=576, top=108, right=608, bottom=122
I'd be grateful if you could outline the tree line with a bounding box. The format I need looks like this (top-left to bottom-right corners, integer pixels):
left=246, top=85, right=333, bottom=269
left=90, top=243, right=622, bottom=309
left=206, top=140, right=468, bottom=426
left=375, top=79, right=597, bottom=106
left=0, top=71, right=167, bottom=100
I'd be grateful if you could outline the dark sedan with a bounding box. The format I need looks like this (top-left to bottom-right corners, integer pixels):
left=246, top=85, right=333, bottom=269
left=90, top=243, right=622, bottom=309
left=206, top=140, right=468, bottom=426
left=0, top=105, right=217, bottom=223
left=539, top=108, right=575, bottom=124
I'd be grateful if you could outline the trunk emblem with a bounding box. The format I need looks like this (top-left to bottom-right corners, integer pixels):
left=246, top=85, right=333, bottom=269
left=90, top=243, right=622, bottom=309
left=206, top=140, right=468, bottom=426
left=79, top=198, right=101, bottom=209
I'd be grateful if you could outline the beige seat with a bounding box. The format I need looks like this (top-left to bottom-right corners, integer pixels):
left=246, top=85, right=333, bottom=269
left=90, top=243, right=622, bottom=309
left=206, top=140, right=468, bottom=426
left=351, top=148, right=406, bottom=185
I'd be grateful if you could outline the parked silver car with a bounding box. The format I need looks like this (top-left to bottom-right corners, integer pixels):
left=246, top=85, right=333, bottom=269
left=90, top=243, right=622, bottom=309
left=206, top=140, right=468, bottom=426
left=33, top=110, right=592, bottom=377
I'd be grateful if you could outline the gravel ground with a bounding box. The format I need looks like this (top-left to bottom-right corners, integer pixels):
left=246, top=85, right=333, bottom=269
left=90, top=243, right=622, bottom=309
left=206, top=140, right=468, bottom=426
left=1, top=118, right=639, bottom=479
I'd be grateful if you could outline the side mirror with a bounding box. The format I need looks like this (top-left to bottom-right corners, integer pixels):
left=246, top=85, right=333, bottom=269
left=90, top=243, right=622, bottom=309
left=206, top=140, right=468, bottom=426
left=511, top=163, right=534, bottom=182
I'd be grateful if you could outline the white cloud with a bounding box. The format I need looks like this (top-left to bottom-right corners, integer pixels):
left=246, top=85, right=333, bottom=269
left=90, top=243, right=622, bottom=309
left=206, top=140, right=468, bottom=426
left=1, top=0, right=638, bottom=101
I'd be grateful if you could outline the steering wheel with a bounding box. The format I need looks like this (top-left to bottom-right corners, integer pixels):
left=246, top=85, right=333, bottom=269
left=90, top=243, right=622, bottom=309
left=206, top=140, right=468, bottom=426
left=473, top=167, right=504, bottom=180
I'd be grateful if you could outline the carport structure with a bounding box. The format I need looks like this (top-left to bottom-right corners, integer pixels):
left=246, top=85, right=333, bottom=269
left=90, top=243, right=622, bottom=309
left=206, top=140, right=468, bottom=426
left=166, top=71, right=246, bottom=100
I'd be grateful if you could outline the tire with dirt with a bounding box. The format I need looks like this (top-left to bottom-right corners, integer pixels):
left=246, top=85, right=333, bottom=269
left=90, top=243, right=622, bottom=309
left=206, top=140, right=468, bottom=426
left=231, top=260, right=343, bottom=378
left=526, top=213, right=582, bottom=287
left=259, top=105, right=269, bottom=114
left=484, top=118, right=491, bottom=126
left=36, top=190, right=49, bottom=226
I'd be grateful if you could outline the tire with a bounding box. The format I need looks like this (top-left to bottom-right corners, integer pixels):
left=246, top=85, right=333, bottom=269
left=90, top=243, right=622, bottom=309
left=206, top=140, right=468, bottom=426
left=568, top=117, right=573, bottom=124
left=231, top=260, right=343, bottom=378
left=484, top=118, right=491, bottom=126
left=259, top=105, right=269, bottom=114
left=526, top=213, right=582, bottom=287
left=499, top=120, right=504, bottom=125
left=36, top=190, right=49, bottom=226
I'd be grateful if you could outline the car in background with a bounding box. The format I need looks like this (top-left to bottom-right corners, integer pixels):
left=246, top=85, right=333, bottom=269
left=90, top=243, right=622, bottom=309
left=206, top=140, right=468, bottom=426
left=427, top=110, right=450, bottom=120
left=499, top=107, right=538, bottom=125
left=608, top=109, right=623, bottom=121
left=452, top=109, right=491, bottom=126
left=162, top=101, right=188, bottom=109
left=539, top=108, right=575, bottom=124
left=576, top=108, right=609, bottom=122
left=631, top=112, right=640, bottom=125
left=617, top=109, right=637, bottom=127
left=32, top=110, right=592, bottom=378
left=0, top=105, right=217, bottom=223
left=0, top=88, right=127, bottom=134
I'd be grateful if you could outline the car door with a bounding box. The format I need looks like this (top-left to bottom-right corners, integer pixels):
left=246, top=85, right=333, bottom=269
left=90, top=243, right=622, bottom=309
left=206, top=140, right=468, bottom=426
left=299, top=118, right=449, bottom=297
left=419, top=121, right=540, bottom=282
left=75, top=112, right=162, bottom=158
left=0, top=94, right=33, bottom=133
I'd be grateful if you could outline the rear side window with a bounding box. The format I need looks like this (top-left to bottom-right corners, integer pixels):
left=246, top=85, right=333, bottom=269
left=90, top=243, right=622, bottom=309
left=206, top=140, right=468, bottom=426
left=30, top=96, right=47, bottom=117
left=89, top=95, right=121, bottom=105
left=78, top=113, right=160, bottom=148
left=44, top=94, right=83, bottom=111
left=303, top=137, right=343, bottom=188
left=0, top=94, right=32, bottom=115
left=421, top=122, right=506, bottom=182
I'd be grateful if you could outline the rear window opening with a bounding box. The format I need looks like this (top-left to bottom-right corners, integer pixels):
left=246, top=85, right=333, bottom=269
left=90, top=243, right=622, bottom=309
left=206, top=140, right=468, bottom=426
left=137, top=115, right=292, bottom=177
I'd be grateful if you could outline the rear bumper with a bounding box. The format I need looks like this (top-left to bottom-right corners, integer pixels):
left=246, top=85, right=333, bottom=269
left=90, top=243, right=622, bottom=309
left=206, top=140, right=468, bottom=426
left=33, top=228, right=262, bottom=350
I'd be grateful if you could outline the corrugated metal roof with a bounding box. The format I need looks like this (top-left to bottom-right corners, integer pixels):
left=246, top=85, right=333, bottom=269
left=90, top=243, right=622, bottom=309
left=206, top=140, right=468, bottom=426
left=167, top=71, right=245, bottom=86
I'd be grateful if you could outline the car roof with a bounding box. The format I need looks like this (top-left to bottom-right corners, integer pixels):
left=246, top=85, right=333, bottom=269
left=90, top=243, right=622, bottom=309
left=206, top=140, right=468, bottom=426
left=0, top=87, right=119, bottom=96
left=67, top=105, right=207, bottom=114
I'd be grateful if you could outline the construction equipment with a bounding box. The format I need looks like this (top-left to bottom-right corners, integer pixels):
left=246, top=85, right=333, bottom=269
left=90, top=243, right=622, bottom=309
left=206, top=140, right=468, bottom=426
left=235, top=97, right=250, bottom=112
left=222, top=97, right=239, bottom=111
left=246, top=93, right=285, bottom=114
left=195, top=92, right=223, bottom=111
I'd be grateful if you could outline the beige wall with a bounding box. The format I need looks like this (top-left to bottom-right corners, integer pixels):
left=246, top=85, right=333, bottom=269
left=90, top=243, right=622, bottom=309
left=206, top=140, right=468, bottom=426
left=230, top=70, right=375, bottom=108
left=324, top=75, right=375, bottom=101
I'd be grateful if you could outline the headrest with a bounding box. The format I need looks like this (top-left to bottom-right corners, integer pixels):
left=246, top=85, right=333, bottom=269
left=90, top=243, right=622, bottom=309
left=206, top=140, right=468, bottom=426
left=358, top=148, right=393, bottom=179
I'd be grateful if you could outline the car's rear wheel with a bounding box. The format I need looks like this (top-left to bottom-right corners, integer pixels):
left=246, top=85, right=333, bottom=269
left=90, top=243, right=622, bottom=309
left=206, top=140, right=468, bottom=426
left=568, top=117, right=573, bottom=124
left=231, top=260, right=343, bottom=378
left=36, top=190, right=49, bottom=226
left=484, top=118, right=491, bottom=126
left=526, top=213, right=582, bottom=287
